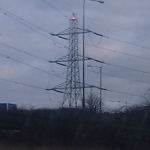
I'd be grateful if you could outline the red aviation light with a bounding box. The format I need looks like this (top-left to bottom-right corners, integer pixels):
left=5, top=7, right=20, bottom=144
left=71, top=16, right=77, bottom=20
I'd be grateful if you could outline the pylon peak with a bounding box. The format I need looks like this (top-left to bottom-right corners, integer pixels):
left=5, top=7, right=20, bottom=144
left=71, top=13, right=77, bottom=20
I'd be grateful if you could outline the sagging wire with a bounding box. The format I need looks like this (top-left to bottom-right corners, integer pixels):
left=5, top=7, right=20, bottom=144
left=47, top=90, right=62, bottom=105
left=51, top=35, right=68, bottom=49
left=88, top=32, right=103, bottom=46
left=50, top=62, right=66, bottom=76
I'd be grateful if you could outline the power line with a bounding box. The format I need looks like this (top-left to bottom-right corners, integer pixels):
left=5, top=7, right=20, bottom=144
left=78, top=14, right=150, bottom=38
left=87, top=30, right=150, bottom=52
left=104, top=35, right=150, bottom=51
left=0, top=75, right=142, bottom=99
left=53, top=0, right=150, bottom=40
left=0, top=42, right=150, bottom=95
left=102, top=98, right=133, bottom=105
left=0, top=41, right=67, bottom=76
left=79, top=31, right=150, bottom=64
left=1, top=5, right=150, bottom=64
left=84, top=56, right=150, bottom=75
left=54, top=0, right=74, bottom=15
left=0, top=76, right=64, bottom=95
left=0, top=1, right=148, bottom=107
left=85, top=67, right=150, bottom=86
left=0, top=52, right=65, bottom=80
left=0, top=6, right=51, bottom=39
left=86, top=36, right=150, bottom=62
left=41, top=0, right=69, bottom=19
left=102, top=72, right=150, bottom=85
left=50, top=30, right=150, bottom=78
left=80, top=29, right=150, bottom=57
left=0, top=6, right=65, bottom=47
left=74, top=19, right=150, bottom=57
left=0, top=53, right=144, bottom=100
left=2, top=4, right=150, bottom=56
left=49, top=53, right=150, bottom=84
left=0, top=77, right=45, bottom=90
left=5, top=40, right=148, bottom=93
left=2, top=39, right=150, bottom=78
left=82, top=67, right=144, bottom=100
left=44, top=0, right=150, bottom=41
left=0, top=42, right=48, bottom=62
left=106, top=62, right=150, bottom=75
left=106, top=89, right=142, bottom=98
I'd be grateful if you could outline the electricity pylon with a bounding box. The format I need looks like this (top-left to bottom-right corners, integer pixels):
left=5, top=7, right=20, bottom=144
left=63, top=14, right=81, bottom=107
left=51, top=14, right=82, bottom=108
left=49, top=14, right=104, bottom=108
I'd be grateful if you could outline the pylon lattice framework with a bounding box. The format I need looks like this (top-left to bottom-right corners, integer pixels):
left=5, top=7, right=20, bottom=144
left=63, top=15, right=82, bottom=107
left=49, top=14, right=106, bottom=108
left=51, top=14, right=82, bottom=108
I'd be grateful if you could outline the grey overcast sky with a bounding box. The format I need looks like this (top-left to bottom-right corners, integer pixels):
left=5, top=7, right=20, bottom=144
left=0, top=0, right=150, bottom=110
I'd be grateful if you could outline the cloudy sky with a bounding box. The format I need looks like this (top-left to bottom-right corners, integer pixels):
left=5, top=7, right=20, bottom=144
left=0, top=0, right=150, bottom=110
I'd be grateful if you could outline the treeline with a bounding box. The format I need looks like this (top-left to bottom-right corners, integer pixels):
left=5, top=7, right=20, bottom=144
left=0, top=106, right=150, bottom=149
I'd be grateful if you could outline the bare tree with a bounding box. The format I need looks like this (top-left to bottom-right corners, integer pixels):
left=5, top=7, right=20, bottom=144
left=85, top=93, right=99, bottom=111
left=142, top=88, right=150, bottom=106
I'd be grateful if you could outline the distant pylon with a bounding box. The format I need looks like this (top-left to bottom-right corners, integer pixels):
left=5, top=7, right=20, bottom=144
left=63, top=14, right=82, bottom=107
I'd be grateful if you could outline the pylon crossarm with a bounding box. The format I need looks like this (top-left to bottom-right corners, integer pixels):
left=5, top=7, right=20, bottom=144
left=52, top=89, right=64, bottom=93
left=57, top=35, right=68, bottom=40
left=46, top=88, right=64, bottom=93
left=56, top=62, right=67, bottom=66
left=51, top=28, right=70, bottom=36
left=84, top=56, right=105, bottom=64
left=77, top=81, right=107, bottom=91
left=51, top=28, right=71, bottom=40
left=77, top=28, right=91, bottom=34
left=77, top=28, right=103, bottom=37
left=49, top=55, right=68, bottom=66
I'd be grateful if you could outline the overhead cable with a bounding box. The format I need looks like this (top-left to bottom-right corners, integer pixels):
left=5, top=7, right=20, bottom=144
left=0, top=52, right=65, bottom=79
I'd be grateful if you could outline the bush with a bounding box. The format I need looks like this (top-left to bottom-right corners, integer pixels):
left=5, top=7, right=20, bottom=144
left=0, top=106, right=150, bottom=149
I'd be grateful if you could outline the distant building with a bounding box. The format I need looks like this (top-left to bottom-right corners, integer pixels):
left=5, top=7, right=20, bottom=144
left=0, top=103, right=17, bottom=111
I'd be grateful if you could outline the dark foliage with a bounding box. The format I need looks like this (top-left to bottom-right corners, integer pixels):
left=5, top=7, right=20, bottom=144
left=0, top=106, right=150, bottom=149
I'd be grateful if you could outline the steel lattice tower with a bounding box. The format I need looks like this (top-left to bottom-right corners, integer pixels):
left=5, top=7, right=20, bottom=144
left=48, top=14, right=104, bottom=108
left=63, top=14, right=82, bottom=107
left=49, top=14, right=82, bottom=107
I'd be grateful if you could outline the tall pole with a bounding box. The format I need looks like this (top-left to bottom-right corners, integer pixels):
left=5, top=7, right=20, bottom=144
left=87, top=65, right=103, bottom=113
left=82, top=0, right=104, bottom=110
left=83, top=0, right=85, bottom=110
left=99, top=67, right=102, bottom=114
